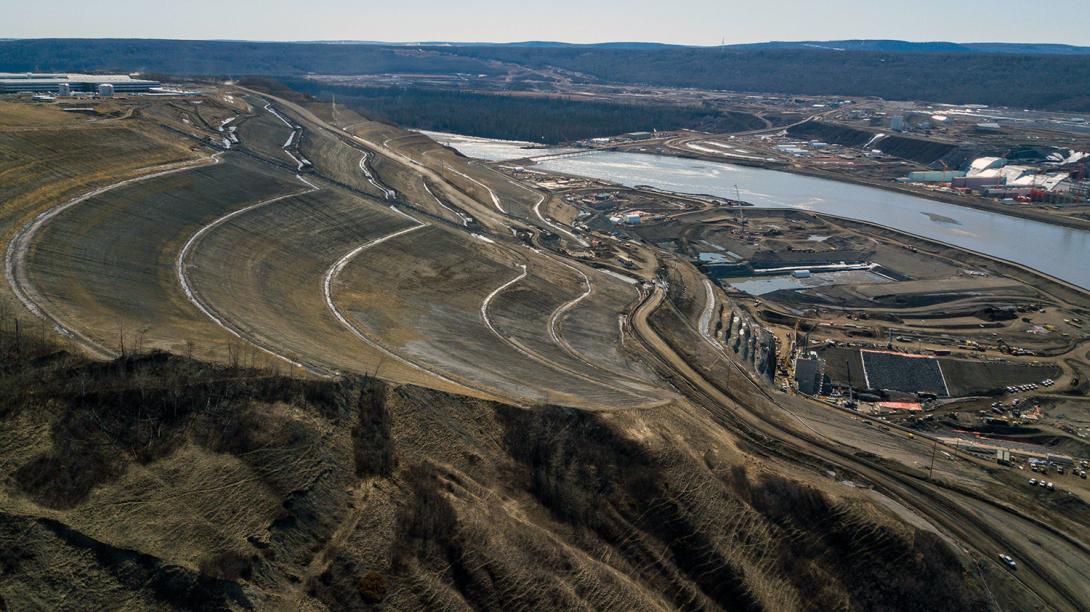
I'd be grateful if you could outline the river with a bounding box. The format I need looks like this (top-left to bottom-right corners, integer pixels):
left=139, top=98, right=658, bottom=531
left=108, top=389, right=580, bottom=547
left=418, top=131, right=579, bottom=162
left=430, top=133, right=1090, bottom=289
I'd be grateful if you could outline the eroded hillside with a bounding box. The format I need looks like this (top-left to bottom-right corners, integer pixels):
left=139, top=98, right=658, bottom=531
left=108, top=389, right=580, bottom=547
left=0, top=330, right=990, bottom=610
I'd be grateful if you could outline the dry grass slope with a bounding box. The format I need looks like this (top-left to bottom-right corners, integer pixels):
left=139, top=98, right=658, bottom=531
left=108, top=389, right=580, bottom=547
left=0, top=326, right=991, bottom=610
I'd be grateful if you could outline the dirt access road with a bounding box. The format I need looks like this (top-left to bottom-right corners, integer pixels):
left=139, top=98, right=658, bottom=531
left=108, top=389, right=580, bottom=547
left=631, top=284, right=1090, bottom=610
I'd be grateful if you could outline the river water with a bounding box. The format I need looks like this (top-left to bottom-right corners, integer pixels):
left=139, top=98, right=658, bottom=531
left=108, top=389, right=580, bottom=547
left=432, top=133, right=1090, bottom=289
left=419, top=131, right=578, bottom=162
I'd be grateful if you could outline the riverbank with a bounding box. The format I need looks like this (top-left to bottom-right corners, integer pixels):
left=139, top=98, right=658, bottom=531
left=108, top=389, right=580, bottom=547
left=814, top=213, right=1090, bottom=303
left=792, top=165, right=1090, bottom=233
left=623, top=144, right=1090, bottom=233
left=523, top=150, right=1090, bottom=289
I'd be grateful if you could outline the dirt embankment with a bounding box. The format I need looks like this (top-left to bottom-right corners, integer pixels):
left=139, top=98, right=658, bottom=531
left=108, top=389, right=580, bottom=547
left=788, top=120, right=975, bottom=167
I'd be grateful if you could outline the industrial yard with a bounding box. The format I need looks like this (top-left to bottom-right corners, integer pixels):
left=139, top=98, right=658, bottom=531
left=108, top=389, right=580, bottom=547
left=604, top=97, right=1090, bottom=230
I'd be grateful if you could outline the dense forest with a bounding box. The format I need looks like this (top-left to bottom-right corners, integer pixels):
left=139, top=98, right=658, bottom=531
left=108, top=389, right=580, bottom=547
left=3, top=39, right=1090, bottom=111
left=0, top=39, right=501, bottom=77
left=440, top=46, right=1090, bottom=112
left=725, top=40, right=1090, bottom=55
left=284, top=80, right=764, bottom=143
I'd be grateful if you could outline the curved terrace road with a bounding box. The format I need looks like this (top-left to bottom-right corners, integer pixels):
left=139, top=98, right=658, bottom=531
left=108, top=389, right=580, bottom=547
left=5, top=153, right=221, bottom=359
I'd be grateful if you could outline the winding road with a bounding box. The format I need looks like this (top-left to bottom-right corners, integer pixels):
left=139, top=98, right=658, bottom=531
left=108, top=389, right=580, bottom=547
left=630, top=285, right=1090, bottom=610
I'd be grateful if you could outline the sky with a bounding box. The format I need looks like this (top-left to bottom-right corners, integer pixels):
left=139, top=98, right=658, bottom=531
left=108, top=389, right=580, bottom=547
left=3, top=0, right=1089, bottom=46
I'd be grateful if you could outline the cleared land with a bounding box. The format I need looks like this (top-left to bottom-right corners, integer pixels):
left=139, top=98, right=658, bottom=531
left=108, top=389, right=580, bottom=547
left=233, top=106, right=296, bottom=167
left=21, top=156, right=300, bottom=358
left=183, top=187, right=444, bottom=384
left=487, top=253, right=665, bottom=397
left=0, top=104, right=194, bottom=311
left=332, top=225, right=661, bottom=407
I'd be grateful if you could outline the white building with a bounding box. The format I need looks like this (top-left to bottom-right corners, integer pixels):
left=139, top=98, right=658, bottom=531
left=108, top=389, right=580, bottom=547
left=0, top=73, right=159, bottom=94
left=967, top=157, right=1007, bottom=175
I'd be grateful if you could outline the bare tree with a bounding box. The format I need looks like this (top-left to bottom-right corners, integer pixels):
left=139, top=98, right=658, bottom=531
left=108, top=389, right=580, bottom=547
left=117, top=320, right=126, bottom=357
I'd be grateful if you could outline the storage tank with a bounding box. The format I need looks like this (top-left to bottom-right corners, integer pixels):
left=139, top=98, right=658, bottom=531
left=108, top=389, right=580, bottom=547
left=96, top=83, right=114, bottom=97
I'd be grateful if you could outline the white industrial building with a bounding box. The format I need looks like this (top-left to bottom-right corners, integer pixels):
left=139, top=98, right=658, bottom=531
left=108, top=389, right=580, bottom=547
left=968, top=157, right=1007, bottom=174
left=0, top=73, right=160, bottom=95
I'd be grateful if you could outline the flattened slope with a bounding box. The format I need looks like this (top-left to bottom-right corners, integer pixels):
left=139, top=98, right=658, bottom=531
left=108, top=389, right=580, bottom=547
left=332, top=226, right=659, bottom=408
left=183, top=188, right=451, bottom=386
left=233, top=110, right=296, bottom=167
left=297, top=129, right=388, bottom=201
left=0, top=122, right=192, bottom=280
left=0, top=127, right=185, bottom=212
left=487, top=260, right=665, bottom=398
left=554, top=269, right=659, bottom=380
left=22, top=156, right=300, bottom=358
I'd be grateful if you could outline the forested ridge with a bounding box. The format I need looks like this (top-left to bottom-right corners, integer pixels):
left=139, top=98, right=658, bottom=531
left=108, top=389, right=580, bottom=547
left=440, top=46, right=1090, bottom=111
left=2, top=39, right=1090, bottom=111
left=284, top=80, right=765, bottom=143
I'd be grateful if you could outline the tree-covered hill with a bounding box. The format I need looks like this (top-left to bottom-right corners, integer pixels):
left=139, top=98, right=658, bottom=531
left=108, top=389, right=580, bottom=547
left=3, top=39, right=1090, bottom=111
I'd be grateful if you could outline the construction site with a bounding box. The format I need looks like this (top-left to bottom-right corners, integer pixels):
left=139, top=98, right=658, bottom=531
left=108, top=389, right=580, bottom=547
left=603, top=97, right=1090, bottom=232
left=1, top=79, right=1090, bottom=611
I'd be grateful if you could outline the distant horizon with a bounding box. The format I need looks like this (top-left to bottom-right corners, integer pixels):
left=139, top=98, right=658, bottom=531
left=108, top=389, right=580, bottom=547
left=1, top=37, right=1089, bottom=49
left=2, top=0, right=1088, bottom=47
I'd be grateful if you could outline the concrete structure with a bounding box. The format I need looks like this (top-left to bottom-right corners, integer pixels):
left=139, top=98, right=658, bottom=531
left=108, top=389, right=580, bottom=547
left=775, top=144, right=808, bottom=156
left=952, top=175, right=1003, bottom=190
left=794, top=356, right=825, bottom=395
left=1048, top=454, right=1074, bottom=466
left=890, top=115, right=905, bottom=132
left=904, top=170, right=966, bottom=183
left=698, top=252, right=731, bottom=265
left=0, top=73, right=160, bottom=95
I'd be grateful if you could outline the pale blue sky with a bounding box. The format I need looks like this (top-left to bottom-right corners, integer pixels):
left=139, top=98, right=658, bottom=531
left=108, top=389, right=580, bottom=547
left=3, top=0, right=1088, bottom=46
